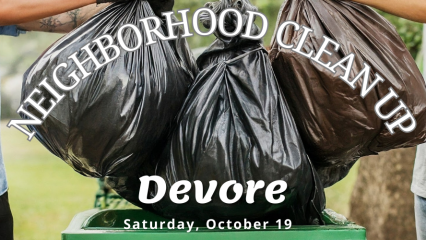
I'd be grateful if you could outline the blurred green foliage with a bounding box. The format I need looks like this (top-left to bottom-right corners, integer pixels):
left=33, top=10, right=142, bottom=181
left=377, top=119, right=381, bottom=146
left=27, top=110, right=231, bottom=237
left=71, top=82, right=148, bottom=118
left=173, top=0, right=282, bottom=48
left=377, top=10, right=423, bottom=59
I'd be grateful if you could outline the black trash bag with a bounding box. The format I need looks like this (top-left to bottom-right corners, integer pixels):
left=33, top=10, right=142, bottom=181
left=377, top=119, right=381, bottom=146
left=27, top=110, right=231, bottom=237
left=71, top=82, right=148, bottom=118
left=147, top=0, right=175, bottom=16
left=269, top=0, right=426, bottom=187
left=20, top=1, right=197, bottom=177
left=108, top=0, right=325, bottom=225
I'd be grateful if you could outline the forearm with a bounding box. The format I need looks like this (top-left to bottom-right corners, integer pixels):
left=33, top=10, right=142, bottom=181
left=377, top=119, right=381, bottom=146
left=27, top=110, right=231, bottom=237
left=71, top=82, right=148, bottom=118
left=350, top=0, right=426, bottom=23
left=0, top=0, right=96, bottom=26
left=17, top=3, right=110, bottom=33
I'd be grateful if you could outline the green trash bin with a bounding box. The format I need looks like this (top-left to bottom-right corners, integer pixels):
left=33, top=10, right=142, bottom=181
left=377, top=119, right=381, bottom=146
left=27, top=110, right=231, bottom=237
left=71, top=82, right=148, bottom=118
left=62, top=209, right=366, bottom=240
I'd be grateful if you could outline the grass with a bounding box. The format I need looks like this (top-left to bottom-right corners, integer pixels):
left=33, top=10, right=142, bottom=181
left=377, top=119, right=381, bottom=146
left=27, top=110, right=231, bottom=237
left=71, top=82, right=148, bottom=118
left=325, top=163, right=359, bottom=216
left=1, top=121, right=96, bottom=240
left=1, top=120, right=358, bottom=239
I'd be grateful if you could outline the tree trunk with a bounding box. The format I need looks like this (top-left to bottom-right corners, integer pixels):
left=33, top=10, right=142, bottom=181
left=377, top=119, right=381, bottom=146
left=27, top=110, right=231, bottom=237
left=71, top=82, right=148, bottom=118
left=349, top=147, right=416, bottom=240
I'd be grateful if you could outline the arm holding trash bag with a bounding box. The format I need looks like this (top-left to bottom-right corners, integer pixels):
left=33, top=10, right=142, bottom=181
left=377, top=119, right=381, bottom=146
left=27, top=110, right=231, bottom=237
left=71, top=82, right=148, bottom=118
left=16, top=3, right=111, bottom=33
left=0, top=0, right=130, bottom=26
left=349, top=0, right=426, bottom=23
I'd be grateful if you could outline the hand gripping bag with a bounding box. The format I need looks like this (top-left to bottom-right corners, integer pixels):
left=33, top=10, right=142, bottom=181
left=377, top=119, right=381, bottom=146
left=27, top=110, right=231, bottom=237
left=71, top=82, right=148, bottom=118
left=20, top=1, right=197, bottom=177
left=269, top=0, right=426, bottom=187
left=108, top=0, right=325, bottom=225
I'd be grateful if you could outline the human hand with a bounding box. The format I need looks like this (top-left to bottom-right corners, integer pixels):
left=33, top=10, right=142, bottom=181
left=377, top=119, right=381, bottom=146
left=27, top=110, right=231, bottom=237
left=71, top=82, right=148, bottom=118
left=96, top=0, right=132, bottom=4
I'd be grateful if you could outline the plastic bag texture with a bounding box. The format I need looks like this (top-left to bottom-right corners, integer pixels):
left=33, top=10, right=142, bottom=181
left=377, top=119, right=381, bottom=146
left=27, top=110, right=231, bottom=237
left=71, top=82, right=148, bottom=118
left=108, top=0, right=325, bottom=224
left=21, top=1, right=197, bottom=177
left=269, top=0, right=426, bottom=187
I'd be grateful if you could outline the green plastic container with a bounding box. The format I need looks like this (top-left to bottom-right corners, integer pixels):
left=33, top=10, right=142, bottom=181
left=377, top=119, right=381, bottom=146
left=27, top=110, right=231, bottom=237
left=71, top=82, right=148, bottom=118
left=62, top=209, right=366, bottom=240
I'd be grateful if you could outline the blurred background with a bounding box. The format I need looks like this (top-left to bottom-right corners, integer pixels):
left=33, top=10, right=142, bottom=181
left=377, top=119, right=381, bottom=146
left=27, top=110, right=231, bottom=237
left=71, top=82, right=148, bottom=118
left=0, top=0, right=423, bottom=239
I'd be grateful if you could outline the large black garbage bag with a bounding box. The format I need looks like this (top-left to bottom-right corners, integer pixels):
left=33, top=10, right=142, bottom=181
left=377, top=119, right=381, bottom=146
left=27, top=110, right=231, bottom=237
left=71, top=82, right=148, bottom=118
left=269, top=0, right=426, bottom=187
left=147, top=0, right=175, bottom=16
left=108, top=0, right=325, bottom=225
left=21, top=1, right=197, bottom=177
